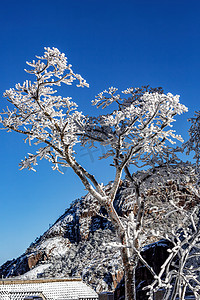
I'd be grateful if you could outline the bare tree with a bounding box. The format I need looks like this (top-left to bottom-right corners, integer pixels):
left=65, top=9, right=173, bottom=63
left=0, top=47, right=189, bottom=300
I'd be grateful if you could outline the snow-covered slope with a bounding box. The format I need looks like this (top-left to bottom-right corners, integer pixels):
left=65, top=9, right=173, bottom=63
left=0, top=191, right=123, bottom=293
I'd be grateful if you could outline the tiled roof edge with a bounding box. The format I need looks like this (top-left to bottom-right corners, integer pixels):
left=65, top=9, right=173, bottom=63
left=0, top=277, right=82, bottom=285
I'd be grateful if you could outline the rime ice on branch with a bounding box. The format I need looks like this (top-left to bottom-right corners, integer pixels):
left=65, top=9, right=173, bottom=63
left=183, top=111, right=200, bottom=176
left=1, top=47, right=89, bottom=172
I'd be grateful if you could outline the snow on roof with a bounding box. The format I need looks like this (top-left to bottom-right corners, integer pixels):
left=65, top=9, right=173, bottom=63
left=0, top=278, right=98, bottom=300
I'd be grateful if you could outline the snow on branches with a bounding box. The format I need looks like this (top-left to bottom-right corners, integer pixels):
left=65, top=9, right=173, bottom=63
left=84, top=86, right=188, bottom=168
left=1, top=47, right=88, bottom=172
left=184, top=111, right=200, bottom=175
left=144, top=209, right=200, bottom=300
left=0, top=48, right=188, bottom=177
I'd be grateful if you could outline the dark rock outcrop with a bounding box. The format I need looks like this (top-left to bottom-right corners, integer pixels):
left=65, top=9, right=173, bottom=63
left=136, top=240, right=173, bottom=300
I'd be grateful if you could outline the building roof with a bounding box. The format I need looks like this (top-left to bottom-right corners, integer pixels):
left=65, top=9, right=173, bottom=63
left=0, top=278, right=98, bottom=300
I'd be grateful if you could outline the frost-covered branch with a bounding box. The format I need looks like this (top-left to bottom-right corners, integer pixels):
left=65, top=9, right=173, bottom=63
left=83, top=87, right=188, bottom=171
left=141, top=206, right=200, bottom=300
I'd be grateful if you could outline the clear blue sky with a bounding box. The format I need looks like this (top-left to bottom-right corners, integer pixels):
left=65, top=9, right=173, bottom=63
left=0, top=0, right=199, bottom=266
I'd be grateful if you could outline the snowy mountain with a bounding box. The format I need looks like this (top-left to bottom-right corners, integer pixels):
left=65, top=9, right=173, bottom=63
left=0, top=163, right=199, bottom=297
left=0, top=189, right=123, bottom=293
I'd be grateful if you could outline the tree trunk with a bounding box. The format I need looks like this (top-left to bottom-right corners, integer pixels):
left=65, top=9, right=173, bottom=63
left=120, top=233, right=136, bottom=300
left=124, top=262, right=135, bottom=300
left=103, top=200, right=135, bottom=300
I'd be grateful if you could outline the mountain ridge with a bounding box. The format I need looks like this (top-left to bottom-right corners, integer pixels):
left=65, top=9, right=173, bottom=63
left=0, top=184, right=123, bottom=293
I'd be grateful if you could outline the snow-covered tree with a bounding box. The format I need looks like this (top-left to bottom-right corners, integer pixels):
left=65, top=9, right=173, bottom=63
left=143, top=201, right=200, bottom=300
left=112, top=160, right=200, bottom=299
left=183, top=111, right=200, bottom=182
left=0, top=47, right=190, bottom=300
